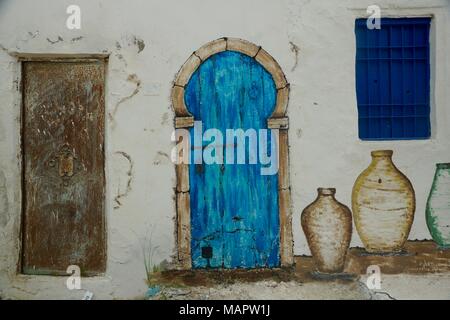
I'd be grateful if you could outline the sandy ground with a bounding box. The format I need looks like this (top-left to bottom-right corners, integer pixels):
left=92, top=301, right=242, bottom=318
left=149, top=273, right=450, bottom=300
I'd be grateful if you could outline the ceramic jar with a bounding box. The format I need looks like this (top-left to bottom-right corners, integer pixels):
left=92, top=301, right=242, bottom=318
left=352, top=150, right=415, bottom=253
left=301, top=188, right=352, bottom=273
left=426, top=163, right=450, bottom=248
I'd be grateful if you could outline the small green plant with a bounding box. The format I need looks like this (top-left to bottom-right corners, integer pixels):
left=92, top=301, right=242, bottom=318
left=141, top=225, right=161, bottom=285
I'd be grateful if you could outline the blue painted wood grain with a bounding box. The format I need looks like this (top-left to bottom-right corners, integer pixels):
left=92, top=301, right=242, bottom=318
left=185, top=51, right=280, bottom=268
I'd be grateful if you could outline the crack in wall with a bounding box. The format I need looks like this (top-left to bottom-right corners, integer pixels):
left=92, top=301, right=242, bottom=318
left=71, top=36, right=83, bottom=42
left=135, top=38, right=145, bottom=53
left=46, top=36, right=63, bottom=44
left=116, top=34, right=145, bottom=54
left=108, top=74, right=141, bottom=125
left=289, top=41, right=300, bottom=72
left=113, top=151, right=134, bottom=209
left=153, top=151, right=170, bottom=165
left=356, top=280, right=397, bottom=300
left=373, top=290, right=397, bottom=300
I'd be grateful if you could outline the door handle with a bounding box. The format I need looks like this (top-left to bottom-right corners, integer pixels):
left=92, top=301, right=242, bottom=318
left=59, top=153, right=74, bottom=177
left=47, top=143, right=78, bottom=186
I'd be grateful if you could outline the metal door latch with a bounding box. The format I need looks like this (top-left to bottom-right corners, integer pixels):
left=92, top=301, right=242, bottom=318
left=201, top=246, right=213, bottom=268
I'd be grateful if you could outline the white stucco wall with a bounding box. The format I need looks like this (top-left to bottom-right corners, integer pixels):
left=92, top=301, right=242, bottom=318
left=0, top=0, right=448, bottom=299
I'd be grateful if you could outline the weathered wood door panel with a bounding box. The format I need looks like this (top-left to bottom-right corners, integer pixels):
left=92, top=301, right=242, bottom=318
left=22, top=61, right=106, bottom=275
left=185, top=51, right=280, bottom=268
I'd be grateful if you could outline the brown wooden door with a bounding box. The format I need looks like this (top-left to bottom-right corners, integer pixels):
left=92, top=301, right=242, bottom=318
left=22, top=60, right=106, bottom=275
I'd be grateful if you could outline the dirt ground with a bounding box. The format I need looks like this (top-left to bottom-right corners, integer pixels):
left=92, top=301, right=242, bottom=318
left=147, top=272, right=450, bottom=300
left=147, top=247, right=450, bottom=300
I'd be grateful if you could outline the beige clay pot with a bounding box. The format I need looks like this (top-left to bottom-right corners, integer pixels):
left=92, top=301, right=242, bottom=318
left=352, top=150, right=415, bottom=253
left=301, top=188, right=352, bottom=273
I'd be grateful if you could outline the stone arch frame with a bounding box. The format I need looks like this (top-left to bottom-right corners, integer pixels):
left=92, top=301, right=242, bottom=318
left=172, top=37, right=293, bottom=269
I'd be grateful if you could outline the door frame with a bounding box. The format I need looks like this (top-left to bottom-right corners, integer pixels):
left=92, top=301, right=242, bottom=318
left=172, top=38, right=293, bottom=269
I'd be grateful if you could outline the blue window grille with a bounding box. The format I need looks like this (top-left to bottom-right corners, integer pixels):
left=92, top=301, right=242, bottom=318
left=355, top=18, right=431, bottom=140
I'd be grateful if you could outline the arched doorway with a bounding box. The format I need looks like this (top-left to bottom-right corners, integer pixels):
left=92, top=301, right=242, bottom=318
left=172, top=38, right=292, bottom=269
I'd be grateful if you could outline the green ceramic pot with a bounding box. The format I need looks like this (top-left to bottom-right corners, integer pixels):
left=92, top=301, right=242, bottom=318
left=426, top=163, right=450, bottom=248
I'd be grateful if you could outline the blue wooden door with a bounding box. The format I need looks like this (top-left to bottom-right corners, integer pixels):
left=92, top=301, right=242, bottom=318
left=185, top=51, right=280, bottom=268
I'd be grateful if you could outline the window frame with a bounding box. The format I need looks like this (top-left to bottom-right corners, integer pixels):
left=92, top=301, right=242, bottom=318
left=355, top=17, right=432, bottom=141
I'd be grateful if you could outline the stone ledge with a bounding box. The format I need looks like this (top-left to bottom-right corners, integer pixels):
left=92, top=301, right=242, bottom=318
left=150, top=241, right=450, bottom=288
